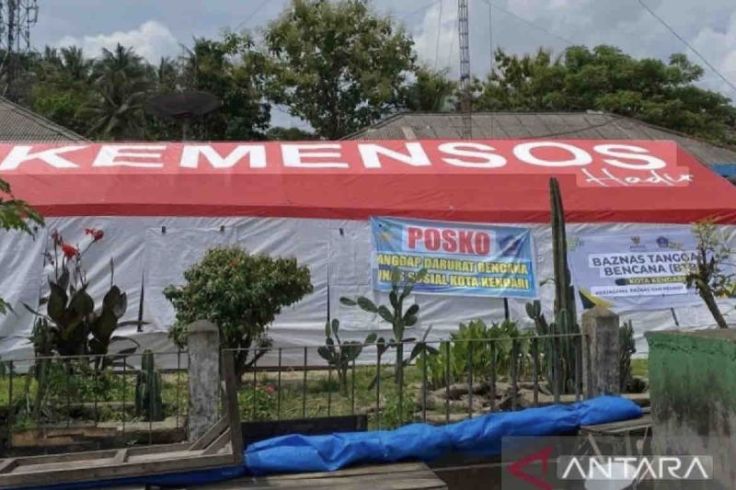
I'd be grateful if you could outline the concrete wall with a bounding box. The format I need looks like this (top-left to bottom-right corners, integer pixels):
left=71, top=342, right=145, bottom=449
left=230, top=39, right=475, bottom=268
left=647, top=329, right=736, bottom=489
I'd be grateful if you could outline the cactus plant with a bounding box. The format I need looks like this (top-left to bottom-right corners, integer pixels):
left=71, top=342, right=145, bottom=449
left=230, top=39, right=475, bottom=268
left=550, top=177, right=577, bottom=328
left=318, top=319, right=376, bottom=394
left=525, top=178, right=580, bottom=394
left=340, top=266, right=429, bottom=387
left=135, top=349, right=164, bottom=421
left=619, top=320, right=636, bottom=392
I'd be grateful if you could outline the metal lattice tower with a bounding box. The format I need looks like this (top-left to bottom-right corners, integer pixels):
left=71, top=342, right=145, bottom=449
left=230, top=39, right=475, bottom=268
left=0, top=0, right=39, bottom=99
left=457, top=0, right=471, bottom=138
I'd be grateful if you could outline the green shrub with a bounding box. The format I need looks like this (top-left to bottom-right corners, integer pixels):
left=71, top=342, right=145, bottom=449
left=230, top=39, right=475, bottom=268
left=240, top=384, right=277, bottom=421
left=619, top=320, right=636, bottom=392
left=381, top=392, right=416, bottom=429
left=417, top=319, right=532, bottom=389
left=165, top=247, right=313, bottom=378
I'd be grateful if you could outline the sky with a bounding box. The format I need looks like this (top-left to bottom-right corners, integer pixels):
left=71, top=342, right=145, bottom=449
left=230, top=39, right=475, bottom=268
left=31, top=0, right=736, bottom=127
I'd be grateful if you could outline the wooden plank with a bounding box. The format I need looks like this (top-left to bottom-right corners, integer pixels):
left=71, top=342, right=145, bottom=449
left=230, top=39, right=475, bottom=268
left=580, top=414, right=652, bottom=435
left=202, top=429, right=231, bottom=456
left=6, top=442, right=191, bottom=468
left=0, top=453, right=236, bottom=488
left=221, top=350, right=244, bottom=461
left=237, top=474, right=445, bottom=489
left=195, top=463, right=447, bottom=490
left=125, top=442, right=192, bottom=456
left=198, top=468, right=446, bottom=489
left=0, top=354, right=244, bottom=488
left=0, top=459, right=18, bottom=474
left=11, top=457, right=119, bottom=475
left=127, top=450, right=204, bottom=464
left=188, top=417, right=228, bottom=451
left=258, top=462, right=433, bottom=481
left=9, top=449, right=118, bottom=467
left=112, top=449, right=128, bottom=464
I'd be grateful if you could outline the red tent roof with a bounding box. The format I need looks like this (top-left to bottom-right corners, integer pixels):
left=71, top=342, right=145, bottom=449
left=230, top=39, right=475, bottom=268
left=1, top=140, right=735, bottom=223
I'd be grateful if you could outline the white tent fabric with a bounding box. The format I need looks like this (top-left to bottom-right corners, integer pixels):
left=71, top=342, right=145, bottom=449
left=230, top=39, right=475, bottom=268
left=1, top=216, right=733, bottom=362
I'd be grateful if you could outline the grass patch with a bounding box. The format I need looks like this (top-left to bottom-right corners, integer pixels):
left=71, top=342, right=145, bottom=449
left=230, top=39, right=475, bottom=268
left=237, top=364, right=463, bottom=430
left=0, top=366, right=189, bottom=429
left=631, top=358, right=648, bottom=378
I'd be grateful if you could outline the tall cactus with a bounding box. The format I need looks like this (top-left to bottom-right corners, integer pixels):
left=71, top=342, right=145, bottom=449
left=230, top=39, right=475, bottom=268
left=526, top=178, right=580, bottom=394
left=135, top=349, right=164, bottom=421
left=550, top=177, right=577, bottom=328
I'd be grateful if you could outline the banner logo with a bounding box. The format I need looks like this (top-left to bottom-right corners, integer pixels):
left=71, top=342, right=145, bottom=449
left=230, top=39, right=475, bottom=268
left=372, top=217, right=538, bottom=299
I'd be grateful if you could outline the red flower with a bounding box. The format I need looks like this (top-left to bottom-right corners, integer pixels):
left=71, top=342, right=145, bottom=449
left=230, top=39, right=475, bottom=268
left=85, top=228, right=104, bottom=242
left=61, top=243, right=79, bottom=259
left=264, top=385, right=276, bottom=395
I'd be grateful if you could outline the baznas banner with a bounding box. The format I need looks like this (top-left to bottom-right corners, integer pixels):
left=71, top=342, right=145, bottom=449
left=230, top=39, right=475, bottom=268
left=371, top=217, right=538, bottom=298
left=568, top=230, right=710, bottom=311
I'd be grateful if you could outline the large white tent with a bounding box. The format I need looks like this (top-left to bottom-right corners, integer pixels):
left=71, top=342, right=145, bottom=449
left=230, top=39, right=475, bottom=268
left=1, top=139, right=735, bottom=360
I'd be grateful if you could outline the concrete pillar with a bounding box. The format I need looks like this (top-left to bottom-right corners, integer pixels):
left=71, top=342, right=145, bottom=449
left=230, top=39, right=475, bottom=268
left=582, top=306, right=620, bottom=398
left=187, top=320, right=220, bottom=441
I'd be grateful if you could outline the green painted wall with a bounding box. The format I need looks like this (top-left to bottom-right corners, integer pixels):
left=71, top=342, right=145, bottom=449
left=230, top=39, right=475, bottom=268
left=647, top=330, right=736, bottom=488
left=647, top=330, right=736, bottom=437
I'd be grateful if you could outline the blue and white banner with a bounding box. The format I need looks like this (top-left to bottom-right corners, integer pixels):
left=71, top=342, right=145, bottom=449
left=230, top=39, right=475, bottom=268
left=371, top=217, right=538, bottom=299
left=568, top=230, right=706, bottom=311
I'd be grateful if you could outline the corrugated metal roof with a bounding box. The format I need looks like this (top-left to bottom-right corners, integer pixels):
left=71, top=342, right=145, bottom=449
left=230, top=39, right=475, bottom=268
left=348, top=112, right=736, bottom=166
left=0, top=96, right=86, bottom=142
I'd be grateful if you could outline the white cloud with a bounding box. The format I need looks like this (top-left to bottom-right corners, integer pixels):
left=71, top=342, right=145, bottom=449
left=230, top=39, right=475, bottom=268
left=408, top=0, right=736, bottom=100
left=55, top=20, right=179, bottom=63
left=691, top=11, right=736, bottom=97
left=412, top=0, right=460, bottom=74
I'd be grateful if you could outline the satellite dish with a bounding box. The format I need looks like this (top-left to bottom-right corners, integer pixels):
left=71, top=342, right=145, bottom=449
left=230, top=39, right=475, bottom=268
left=145, top=91, right=222, bottom=140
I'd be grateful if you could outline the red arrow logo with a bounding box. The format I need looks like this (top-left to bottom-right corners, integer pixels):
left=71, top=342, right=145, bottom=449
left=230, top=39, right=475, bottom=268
left=506, top=445, right=554, bottom=490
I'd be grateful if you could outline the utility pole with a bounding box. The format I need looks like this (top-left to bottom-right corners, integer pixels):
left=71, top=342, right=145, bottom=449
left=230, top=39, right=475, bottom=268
left=458, top=0, right=471, bottom=138
left=0, top=0, right=39, bottom=100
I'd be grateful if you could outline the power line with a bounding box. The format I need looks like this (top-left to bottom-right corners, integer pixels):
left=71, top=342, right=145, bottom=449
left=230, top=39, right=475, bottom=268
left=447, top=9, right=457, bottom=70
left=488, top=1, right=493, bottom=137
left=476, top=0, right=575, bottom=47
left=433, top=0, right=444, bottom=70
left=487, top=0, right=493, bottom=74
left=637, top=0, right=736, bottom=95
left=394, top=0, right=442, bottom=21
left=235, top=0, right=271, bottom=31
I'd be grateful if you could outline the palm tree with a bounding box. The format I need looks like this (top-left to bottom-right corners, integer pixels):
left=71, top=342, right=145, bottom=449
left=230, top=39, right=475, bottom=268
left=60, top=46, right=93, bottom=83
left=156, top=56, right=180, bottom=92
left=87, top=44, right=152, bottom=140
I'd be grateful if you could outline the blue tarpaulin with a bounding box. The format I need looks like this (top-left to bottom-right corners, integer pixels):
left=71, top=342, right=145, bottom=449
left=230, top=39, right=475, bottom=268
left=26, top=396, right=641, bottom=489
left=244, top=396, right=642, bottom=475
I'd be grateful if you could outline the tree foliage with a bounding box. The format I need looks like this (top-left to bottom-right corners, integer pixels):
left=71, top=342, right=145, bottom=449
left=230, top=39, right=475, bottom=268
left=30, top=47, right=95, bottom=136
left=474, top=45, right=736, bottom=145
left=264, top=0, right=415, bottom=139
left=172, top=34, right=271, bottom=140
left=403, top=67, right=456, bottom=112
left=686, top=221, right=736, bottom=328
left=0, top=21, right=733, bottom=147
left=23, top=35, right=271, bottom=141
left=266, top=126, right=317, bottom=141
left=164, top=247, right=313, bottom=377
left=87, top=44, right=153, bottom=140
